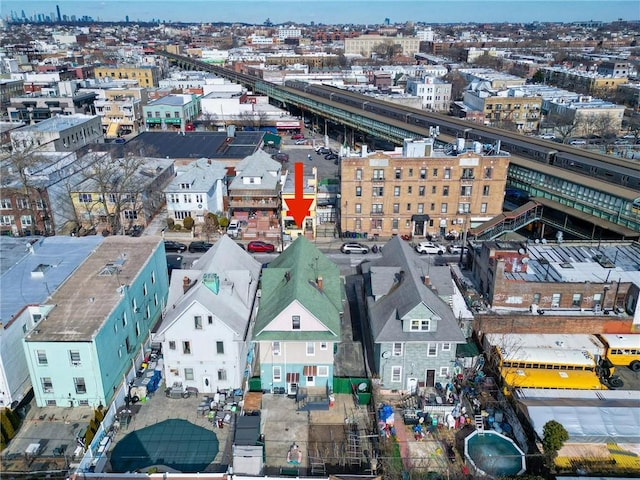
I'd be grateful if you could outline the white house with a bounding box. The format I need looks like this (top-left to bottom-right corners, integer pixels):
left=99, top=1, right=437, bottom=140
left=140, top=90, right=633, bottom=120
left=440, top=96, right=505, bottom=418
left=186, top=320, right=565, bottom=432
left=164, top=158, right=228, bottom=225
left=154, top=235, right=261, bottom=393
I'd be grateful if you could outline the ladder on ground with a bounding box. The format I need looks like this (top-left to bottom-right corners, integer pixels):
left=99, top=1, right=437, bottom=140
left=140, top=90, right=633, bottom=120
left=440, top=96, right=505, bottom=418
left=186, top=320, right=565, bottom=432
left=475, top=415, right=485, bottom=434
left=310, top=449, right=326, bottom=476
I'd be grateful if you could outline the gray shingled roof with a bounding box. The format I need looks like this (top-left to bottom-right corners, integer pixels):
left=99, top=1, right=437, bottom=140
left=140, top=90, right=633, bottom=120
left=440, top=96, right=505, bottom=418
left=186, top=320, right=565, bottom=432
left=164, top=158, right=227, bottom=193
left=364, top=236, right=465, bottom=344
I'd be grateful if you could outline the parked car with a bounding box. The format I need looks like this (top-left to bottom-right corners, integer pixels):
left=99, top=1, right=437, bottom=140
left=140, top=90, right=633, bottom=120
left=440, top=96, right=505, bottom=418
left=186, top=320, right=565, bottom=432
left=325, top=153, right=339, bottom=161
left=569, top=139, right=587, bottom=146
left=188, top=241, right=213, bottom=253
left=166, top=254, right=183, bottom=277
left=272, top=152, right=289, bottom=162
left=164, top=240, right=187, bottom=253
left=295, top=139, right=307, bottom=145
left=447, top=244, right=468, bottom=255
left=316, top=147, right=331, bottom=155
left=227, top=220, right=241, bottom=237
left=340, top=242, right=369, bottom=254
left=291, top=133, right=305, bottom=140
left=539, top=134, right=555, bottom=140
left=415, top=242, right=445, bottom=255
left=247, top=241, right=276, bottom=253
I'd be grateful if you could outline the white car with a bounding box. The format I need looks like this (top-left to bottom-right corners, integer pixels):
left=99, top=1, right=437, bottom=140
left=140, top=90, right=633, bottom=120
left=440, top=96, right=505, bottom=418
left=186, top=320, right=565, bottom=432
left=340, top=243, right=369, bottom=254
left=415, top=242, right=445, bottom=255
left=447, top=244, right=468, bottom=255
left=539, top=134, right=555, bottom=140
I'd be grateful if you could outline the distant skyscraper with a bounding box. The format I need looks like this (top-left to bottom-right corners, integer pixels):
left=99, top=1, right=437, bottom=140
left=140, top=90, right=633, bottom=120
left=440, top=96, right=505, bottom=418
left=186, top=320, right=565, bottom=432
left=126, top=15, right=129, bottom=22
left=56, top=4, right=61, bottom=22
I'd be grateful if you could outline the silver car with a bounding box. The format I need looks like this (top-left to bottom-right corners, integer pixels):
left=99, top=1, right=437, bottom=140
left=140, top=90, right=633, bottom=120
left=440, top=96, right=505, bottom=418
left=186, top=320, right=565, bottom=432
left=340, top=243, right=369, bottom=254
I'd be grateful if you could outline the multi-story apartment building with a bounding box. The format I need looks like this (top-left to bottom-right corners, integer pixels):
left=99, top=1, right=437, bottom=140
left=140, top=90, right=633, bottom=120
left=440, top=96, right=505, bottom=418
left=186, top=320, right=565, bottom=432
left=23, top=236, right=170, bottom=408
left=94, top=87, right=147, bottom=138
left=458, top=68, right=526, bottom=89
left=545, top=98, right=625, bottom=136
left=540, top=66, right=628, bottom=95
left=0, top=79, right=24, bottom=112
left=8, top=91, right=97, bottom=124
left=344, top=35, right=421, bottom=58
left=0, top=182, right=51, bottom=237
left=340, top=138, right=510, bottom=239
left=462, top=87, right=542, bottom=132
left=142, top=94, right=200, bottom=131
left=93, top=65, right=161, bottom=88
left=9, top=114, right=103, bottom=152
left=405, top=76, right=452, bottom=112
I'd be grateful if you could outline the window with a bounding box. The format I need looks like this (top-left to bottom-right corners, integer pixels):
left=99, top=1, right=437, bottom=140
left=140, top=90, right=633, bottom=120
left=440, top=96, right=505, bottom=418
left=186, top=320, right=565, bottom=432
left=0, top=198, right=11, bottom=209
left=0, top=215, right=15, bottom=226
left=407, top=186, right=412, bottom=194
left=69, top=350, right=81, bottom=365
left=442, top=186, right=449, bottom=196
left=318, top=366, right=329, bottom=377
left=71, top=377, right=86, bottom=394
left=441, top=203, right=448, bottom=213
left=122, top=312, right=127, bottom=327
left=410, top=319, right=430, bottom=331
left=123, top=210, right=138, bottom=220
left=432, top=168, right=438, bottom=177
left=355, top=186, right=362, bottom=197
left=484, top=167, right=492, bottom=179
left=169, top=340, right=176, bottom=350
left=41, top=377, right=53, bottom=393
left=273, top=366, right=282, bottom=382
left=427, top=343, right=437, bottom=356
left=394, top=186, right=400, bottom=196
left=320, top=342, right=328, bottom=350
left=272, top=341, right=281, bottom=355
left=36, top=350, right=48, bottom=365
left=373, top=169, right=384, bottom=180
left=393, top=343, right=403, bottom=356
left=551, top=293, right=561, bottom=308
left=462, top=168, right=474, bottom=179
left=533, top=293, right=541, bottom=305
left=406, top=203, right=411, bottom=211
left=151, top=271, right=156, bottom=284
left=419, top=186, right=425, bottom=196
left=355, top=203, right=361, bottom=214
left=371, top=218, right=383, bottom=229
left=444, top=168, right=451, bottom=179
left=292, top=315, right=301, bottom=330
left=460, top=186, right=472, bottom=197
left=218, top=369, right=227, bottom=381
left=355, top=169, right=362, bottom=180
left=372, top=186, right=384, bottom=196
left=420, top=169, right=426, bottom=179
left=431, top=186, right=437, bottom=194
left=306, top=342, right=315, bottom=355
left=182, top=368, right=194, bottom=380
left=392, top=219, right=399, bottom=229
left=430, top=203, right=435, bottom=211
left=395, top=168, right=401, bottom=179
left=182, top=341, right=191, bottom=354
left=17, top=197, right=29, bottom=209
left=136, top=321, right=140, bottom=336
left=442, top=343, right=451, bottom=351
left=194, top=316, right=202, bottom=329
left=481, top=203, right=488, bottom=213
left=572, top=294, right=582, bottom=307
left=78, top=193, right=92, bottom=203
left=391, top=366, right=402, bottom=383
left=216, top=341, right=224, bottom=354
left=482, top=185, right=490, bottom=196
left=458, top=203, right=470, bottom=213
left=439, top=367, right=449, bottom=377
left=417, top=203, right=424, bottom=214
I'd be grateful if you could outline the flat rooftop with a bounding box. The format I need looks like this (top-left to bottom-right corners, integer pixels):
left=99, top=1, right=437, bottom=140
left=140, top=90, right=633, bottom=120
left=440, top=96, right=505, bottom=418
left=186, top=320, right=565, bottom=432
left=17, top=114, right=97, bottom=133
left=24, top=236, right=162, bottom=343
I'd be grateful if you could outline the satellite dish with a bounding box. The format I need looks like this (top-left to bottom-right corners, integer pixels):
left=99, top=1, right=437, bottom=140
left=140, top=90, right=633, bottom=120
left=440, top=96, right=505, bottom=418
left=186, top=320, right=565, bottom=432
left=358, top=382, right=368, bottom=392
left=518, top=248, right=525, bottom=254
left=381, top=351, right=391, bottom=359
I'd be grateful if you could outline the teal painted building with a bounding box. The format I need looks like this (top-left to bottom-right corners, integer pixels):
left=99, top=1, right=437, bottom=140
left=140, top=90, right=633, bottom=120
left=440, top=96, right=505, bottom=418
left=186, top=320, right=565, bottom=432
left=251, top=237, right=343, bottom=395
left=23, top=237, right=169, bottom=408
left=142, top=94, right=200, bottom=131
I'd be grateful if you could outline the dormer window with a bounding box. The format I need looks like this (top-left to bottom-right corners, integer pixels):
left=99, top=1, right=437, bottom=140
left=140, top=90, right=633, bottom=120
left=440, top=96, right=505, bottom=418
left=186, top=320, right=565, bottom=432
left=179, top=183, right=191, bottom=190
left=410, top=319, right=430, bottom=331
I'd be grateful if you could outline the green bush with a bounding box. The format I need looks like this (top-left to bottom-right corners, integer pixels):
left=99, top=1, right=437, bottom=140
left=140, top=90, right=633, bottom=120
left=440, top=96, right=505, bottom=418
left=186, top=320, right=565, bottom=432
left=166, top=218, right=175, bottom=228
left=219, top=217, right=229, bottom=228
left=183, top=216, right=195, bottom=230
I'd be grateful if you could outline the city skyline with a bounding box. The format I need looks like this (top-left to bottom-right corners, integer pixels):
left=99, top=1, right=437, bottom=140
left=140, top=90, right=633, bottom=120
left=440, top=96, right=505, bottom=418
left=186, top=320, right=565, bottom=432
left=3, top=0, right=639, bottom=25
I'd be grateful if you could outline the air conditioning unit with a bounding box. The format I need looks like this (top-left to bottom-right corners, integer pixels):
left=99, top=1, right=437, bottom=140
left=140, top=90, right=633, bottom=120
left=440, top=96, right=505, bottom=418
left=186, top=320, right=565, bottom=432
left=457, top=218, right=464, bottom=224
left=71, top=361, right=81, bottom=366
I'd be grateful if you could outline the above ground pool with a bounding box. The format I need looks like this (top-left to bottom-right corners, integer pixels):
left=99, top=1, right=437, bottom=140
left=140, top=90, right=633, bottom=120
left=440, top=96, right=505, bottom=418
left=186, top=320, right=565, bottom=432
left=464, top=430, right=526, bottom=477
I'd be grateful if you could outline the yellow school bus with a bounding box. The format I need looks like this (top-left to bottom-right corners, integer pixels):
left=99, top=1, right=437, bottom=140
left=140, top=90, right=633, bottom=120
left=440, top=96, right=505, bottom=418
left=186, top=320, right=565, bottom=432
left=598, top=334, right=640, bottom=372
left=501, top=367, right=608, bottom=390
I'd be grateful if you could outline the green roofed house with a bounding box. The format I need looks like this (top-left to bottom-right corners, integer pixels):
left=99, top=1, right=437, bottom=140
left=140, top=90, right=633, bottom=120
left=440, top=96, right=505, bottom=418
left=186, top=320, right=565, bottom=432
left=251, top=236, right=342, bottom=396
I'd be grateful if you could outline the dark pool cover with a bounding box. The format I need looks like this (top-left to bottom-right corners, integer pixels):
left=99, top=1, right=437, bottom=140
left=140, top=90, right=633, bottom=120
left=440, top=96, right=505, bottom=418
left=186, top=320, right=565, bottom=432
left=110, top=419, right=218, bottom=472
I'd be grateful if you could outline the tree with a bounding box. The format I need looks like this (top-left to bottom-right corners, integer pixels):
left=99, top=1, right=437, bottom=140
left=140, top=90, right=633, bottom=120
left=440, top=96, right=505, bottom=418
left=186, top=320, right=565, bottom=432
left=201, top=211, right=220, bottom=241
left=443, top=71, right=468, bottom=101
left=182, top=216, right=194, bottom=231
left=542, top=420, right=569, bottom=467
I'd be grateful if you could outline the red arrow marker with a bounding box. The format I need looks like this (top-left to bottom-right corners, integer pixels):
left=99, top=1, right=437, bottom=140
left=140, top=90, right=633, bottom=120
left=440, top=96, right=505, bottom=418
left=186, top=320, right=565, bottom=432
left=285, top=162, right=313, bottom=228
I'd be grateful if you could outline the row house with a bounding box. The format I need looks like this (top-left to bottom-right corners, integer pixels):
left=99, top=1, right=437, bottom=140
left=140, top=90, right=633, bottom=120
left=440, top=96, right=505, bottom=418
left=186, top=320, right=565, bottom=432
left=164, top=158, right=227, bottom=227
left=281, top=165, right=318, bottom=242
left=363, top=236, right=466, bottom=392
left=252, top=237, right=343, bottom=396
left=155, top=235, right=261, bottom=394
left=340, top=138, right=510, bottom=240
left=405, top=76, right=452, bottom=112
left=228, top=150, right=282, bottom=243
left=23, top=236, right=170, bottom=407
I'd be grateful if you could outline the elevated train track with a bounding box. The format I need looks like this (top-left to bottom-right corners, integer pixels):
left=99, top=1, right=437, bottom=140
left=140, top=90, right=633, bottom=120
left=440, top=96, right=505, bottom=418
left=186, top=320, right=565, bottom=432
left=158, top=50, right=640, bottom=238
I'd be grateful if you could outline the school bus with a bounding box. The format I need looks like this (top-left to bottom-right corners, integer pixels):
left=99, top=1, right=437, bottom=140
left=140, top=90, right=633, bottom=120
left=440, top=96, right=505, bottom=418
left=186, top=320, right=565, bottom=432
left=484, top=333, right=621, bottom=390
left=598, top=334, right=640, bottom=372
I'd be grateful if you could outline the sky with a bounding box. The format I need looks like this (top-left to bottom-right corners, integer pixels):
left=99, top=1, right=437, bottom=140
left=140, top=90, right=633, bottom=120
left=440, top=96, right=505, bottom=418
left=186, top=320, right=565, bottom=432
left=2, top=0, right=639, bottom=25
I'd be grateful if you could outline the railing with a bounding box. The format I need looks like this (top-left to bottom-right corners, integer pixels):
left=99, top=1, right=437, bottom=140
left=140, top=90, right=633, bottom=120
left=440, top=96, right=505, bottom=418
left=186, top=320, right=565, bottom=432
left=229, top=199, right=279, bottom=208
left=370, top=211, right=384, bottom=216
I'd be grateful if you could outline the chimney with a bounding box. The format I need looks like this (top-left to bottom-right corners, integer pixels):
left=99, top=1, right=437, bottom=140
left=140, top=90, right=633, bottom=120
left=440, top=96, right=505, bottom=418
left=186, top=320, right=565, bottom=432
left=423, top=275, right=430, bottom=286
left=183, top=276, right=191, bottom=293
left=317, top=275, right=323, bottom=291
